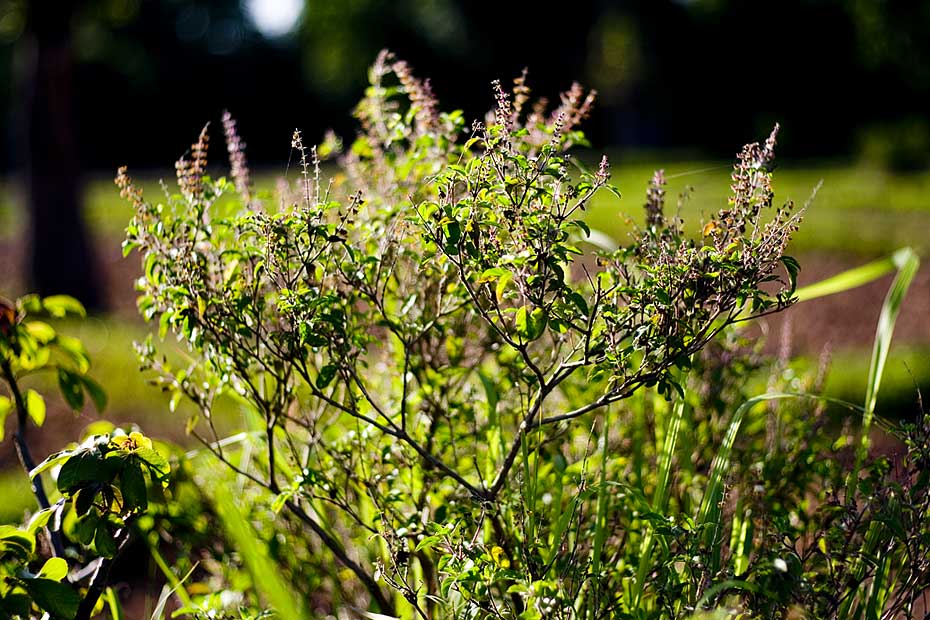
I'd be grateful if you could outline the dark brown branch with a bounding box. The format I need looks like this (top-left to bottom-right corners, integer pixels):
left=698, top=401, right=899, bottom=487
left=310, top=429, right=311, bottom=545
left=284, top=500, right=395, bottom=615
left=74, top=529, right=132, bottom=620
left=2, top=359, right=64, bottom=557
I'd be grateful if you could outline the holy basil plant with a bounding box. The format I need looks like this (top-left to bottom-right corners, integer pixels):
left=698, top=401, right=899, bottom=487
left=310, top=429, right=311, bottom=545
left=118, top=51, right=802, bottom=618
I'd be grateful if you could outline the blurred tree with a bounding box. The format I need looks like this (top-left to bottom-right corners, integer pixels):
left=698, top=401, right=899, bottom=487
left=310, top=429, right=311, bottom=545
left=21, top=0, right=101, bottom=309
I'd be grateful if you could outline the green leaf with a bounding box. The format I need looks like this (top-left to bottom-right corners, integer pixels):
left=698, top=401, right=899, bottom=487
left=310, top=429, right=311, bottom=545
left=780, top=255, right=800, bottom=295
left=496, top=273, right=512, bottom=301
left=26, top=507, right=55, bottom=535
left=317, top=364, right=338, bottom=389
left=54, top=335, right=90, bottom=373
left=94, top=520, right=118, bottom=558
left=572, top=219, right=591, bottom=238
left=0, top=592, right=31, bottom=617
left=58, top=368, right=85, bottom=412
left=73, top=487, right=97, bottom=517
left=135, top=447, right=170, bottom=484
left=73, top=513, right=98, bottom=546
left=42, top=294, right=86, bottom=318
left=478, top=267, right=509, bottom=283
left=26, top=389, right=46, bottom=427
left=0, top=396, right=11, bottom=442
left=30, top=450, right=74, bottom=480
left=20, top=577, right=81, bottom=619
left=569, top=292, right=589, bottom=316
left=78, top=375, right=107, bottom=413
left=442, top=219, right=461, bottom=253
left=119, top=463, right=148, bottom=513
left=515, top=306, right=528, bottom=337
left=25, top=321, right=56, bottom=343
left=0, top=525, right=35, bottom=558
left=515, top=306, right=547, bottom=341
left=36, top=557, right=69, bottom=582
left=58, top=452, right=116, bottom=494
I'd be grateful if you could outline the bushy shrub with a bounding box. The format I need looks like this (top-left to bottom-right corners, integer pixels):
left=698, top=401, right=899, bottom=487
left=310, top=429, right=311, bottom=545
left=117, top=52, right=928, bottom=620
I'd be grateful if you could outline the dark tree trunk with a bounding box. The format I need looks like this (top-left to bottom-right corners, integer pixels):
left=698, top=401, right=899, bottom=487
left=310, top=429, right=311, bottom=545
left=22, top=0, right=102, bottom=310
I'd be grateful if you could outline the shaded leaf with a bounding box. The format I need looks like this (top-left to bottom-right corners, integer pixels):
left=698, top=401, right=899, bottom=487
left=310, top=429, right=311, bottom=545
left=94, top=520, right=118, bottom=558
left=317, top=364, right=338, bottom=389
left=78, top=375, right=107, bottom=413
left=120, top=463, right=148, bottom=513
left=21, top=577, right=81, bottom=619
left=58, top=368, right=85, bottom=412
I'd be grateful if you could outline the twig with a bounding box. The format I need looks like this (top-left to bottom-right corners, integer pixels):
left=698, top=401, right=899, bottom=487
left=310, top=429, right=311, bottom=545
left=2, top=359, right=64, bottom=557
left=284, top=500, right=395, bottom=615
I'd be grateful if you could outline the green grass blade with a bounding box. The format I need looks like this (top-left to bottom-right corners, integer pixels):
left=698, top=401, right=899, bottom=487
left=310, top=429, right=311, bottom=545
left=587, top=415, right=611, bottom=620
left=653, top=398, right=684, bottom=513
left=860, top=247, right=919, bottom=447
left=147, top=539, right=195, bottom=609
left=697, top=393, right=796, bottom=573
left=632, top=398, right=685, bottom=608
left=837, top=248, right=919, bottom=619
left=105, top=587, right=125, bottom=620
left=794, top=253, right=900, bottom=302
left=209, top=481, right=307, bottom=618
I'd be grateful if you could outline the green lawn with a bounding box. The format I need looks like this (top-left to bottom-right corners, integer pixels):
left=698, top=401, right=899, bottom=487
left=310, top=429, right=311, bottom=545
left=583, top=158, right=930, bottom=256
left=2, top=158, right=930, bottom=256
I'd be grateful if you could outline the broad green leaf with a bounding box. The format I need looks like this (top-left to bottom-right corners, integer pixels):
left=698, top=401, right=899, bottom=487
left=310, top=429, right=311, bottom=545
left=515, top=306, right=528, bottom=337
left=478, top=267, right=509, bottom=283
left=54, top=335, right=90, bottom=373
left=515, top=306, right=547, bottom=341
left=36, top=557, right=69, bottom=582
left=58, top=452, right=116, bottom=493
left=21, top=577, right=81, bottom=618
left=0, top=592, right=31, bottom=616
left=25, top=321, right=56, bottom=343
left=495, top=272, right=513, bottom=301
left=73, top=513, right=98, bottom=546
left=94, top=520, right=118, bottom=558
left=58, top=368, right=85, bottom=412
left=73, top=487, right=97, bottom=517
left=135, top=447, right=170, bottom=484
left=26, top=389, right=46, bottom=427
left=119, top=463, right=148, bottom=513
left=42, top=295, right=86, bottom=318
left=26, top=506, right=55, bottom=535
left=317, top=364, right=338, bottom=389
left=30, top=450, right=74, bottom=480
left=78, top=375, right=108, bottom=413
left=0, top=525, right=35, bottom=558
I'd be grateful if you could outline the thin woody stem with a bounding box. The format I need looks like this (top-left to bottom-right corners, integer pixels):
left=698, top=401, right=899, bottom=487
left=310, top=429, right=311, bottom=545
left=2, top=358, right=64, bottom=557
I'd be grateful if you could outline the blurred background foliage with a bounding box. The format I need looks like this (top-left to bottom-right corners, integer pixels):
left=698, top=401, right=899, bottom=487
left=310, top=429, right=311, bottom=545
left=1, top=0, right=930, bottom=169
